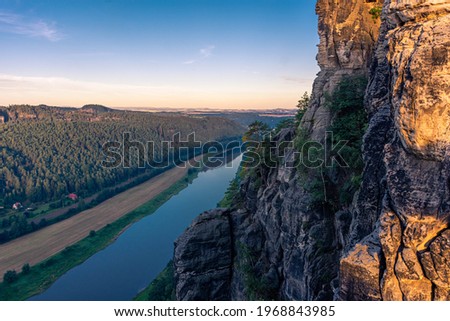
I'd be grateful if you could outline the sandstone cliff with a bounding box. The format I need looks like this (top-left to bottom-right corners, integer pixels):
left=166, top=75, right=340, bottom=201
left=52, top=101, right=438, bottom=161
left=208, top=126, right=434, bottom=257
left=305, top=0, right=381, bottom=140
left=173, top=0, right=450, bottom=301
left=340, top=0, right=450, bottom=300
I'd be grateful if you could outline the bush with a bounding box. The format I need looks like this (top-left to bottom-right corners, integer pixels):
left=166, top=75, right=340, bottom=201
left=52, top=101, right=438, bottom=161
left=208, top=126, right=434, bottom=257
left=22, top=263, right=31, bottom=274
left=369, top=6, right=382, bottom=22
left=3, top=270, right=18, bottom=284
left=41, top=258, right=55, bottom=268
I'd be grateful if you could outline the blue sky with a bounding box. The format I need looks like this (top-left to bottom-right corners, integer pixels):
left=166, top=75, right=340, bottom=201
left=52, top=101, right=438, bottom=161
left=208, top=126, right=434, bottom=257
left=0, top=0, right=319, bottom=109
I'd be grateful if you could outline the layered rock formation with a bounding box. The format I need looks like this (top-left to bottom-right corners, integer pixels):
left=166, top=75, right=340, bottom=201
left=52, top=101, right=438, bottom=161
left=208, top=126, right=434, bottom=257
left=305, top=0, right=382, bottom=140
left=174, top=210, right=233, bottom=300
left=173, top=0, right=450, bottom=301
left=340, top=0, right=450, bottom=300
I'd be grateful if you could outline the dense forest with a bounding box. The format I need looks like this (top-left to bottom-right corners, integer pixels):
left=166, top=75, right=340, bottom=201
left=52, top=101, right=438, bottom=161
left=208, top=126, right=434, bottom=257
left=190, top=110, right=295, bottom=128
left=0, top=105, right=244, bottom=207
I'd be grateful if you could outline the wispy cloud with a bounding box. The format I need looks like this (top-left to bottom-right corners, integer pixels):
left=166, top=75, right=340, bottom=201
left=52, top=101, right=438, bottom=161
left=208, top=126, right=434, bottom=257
left=183, top=45, right=216, bottom=65
left=282, top=76, right=313, bottom=84
left=200, top=45, right=215, bottom=58
left=0, top=73, right=185, bottom=106
left=0, top=74, right=174, bottom=92
left=182, top=59, right=196, bottom=65
left=0, top=11, right=62, bottom=41
left=70, top=51, right=116, bottom=58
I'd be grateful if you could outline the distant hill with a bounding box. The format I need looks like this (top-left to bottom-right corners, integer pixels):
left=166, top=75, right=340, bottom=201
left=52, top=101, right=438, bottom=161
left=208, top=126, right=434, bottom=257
left=186, top=110, right=295, bottom=128
left=0, top=105, right=293, bottom=129
left=81, top=104, right=114, bottom=113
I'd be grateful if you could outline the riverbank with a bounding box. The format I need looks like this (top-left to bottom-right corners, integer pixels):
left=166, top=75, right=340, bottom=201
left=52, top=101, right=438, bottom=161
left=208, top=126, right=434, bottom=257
left=134, top=261, right=175, bottom=301
left=0, top=168, right=199, bottom=300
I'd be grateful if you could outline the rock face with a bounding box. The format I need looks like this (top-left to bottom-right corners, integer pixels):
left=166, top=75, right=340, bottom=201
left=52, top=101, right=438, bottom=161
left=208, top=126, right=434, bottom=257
left=304, top=0, right=382, bottom=140
left=340, top=0, right=450, bottom=301
left=174, top=210, right=233, bottom=301
left=173, top=0, right=450, bottom=301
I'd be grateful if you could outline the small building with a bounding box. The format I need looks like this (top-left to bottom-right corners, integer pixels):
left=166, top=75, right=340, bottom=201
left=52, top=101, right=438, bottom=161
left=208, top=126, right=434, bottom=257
left=67, top=193, right=78, bottom=201
left=12, top=202, right=22, bottom=210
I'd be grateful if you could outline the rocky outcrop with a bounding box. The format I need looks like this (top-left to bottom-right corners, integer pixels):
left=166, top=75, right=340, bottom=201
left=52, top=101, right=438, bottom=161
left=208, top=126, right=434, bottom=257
left=174, top=210, right=233, bottom=301
left=339, top=0, right=450, bottom=301
left=304, top=0, right=382, bottom=140
left=173, top=0, right=450, bottom=301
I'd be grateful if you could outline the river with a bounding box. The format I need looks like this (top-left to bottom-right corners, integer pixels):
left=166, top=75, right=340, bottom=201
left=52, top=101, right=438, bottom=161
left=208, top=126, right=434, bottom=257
left=30, top=155, right=242, bottom=300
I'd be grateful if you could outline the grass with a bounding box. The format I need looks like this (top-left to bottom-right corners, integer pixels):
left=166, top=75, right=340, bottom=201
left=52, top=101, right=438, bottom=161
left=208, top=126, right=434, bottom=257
left=134, top=261, right=175, bottom=301
left=30, top=202, right=53, bottom=217
left=0, top=169, right=199, bottom=301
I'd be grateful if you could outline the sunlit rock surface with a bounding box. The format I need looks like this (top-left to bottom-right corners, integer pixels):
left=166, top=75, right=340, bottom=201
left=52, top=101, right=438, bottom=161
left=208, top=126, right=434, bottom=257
left=341, top=0, right=450, bottom=300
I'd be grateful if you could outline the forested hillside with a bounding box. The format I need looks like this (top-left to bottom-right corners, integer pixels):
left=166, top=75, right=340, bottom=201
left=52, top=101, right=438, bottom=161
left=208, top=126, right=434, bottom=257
left=0, top=105, right=244, bottom=207
left=189, top=111, right=295, bottom=128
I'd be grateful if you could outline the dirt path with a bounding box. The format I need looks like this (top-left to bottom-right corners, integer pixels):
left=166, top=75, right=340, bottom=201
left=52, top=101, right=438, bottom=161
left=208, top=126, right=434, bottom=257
left=0, top=164, right=189, bottom=276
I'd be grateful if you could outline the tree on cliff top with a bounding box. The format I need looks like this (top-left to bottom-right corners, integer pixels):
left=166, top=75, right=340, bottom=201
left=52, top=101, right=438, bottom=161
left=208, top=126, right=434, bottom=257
left=296, top=92, right=310, bottom=125
left=243, top=121, right=270, bottom=142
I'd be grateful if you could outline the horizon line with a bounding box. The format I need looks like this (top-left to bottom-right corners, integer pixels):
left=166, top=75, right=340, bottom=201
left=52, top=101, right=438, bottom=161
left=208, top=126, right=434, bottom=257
left=0, top=104, right=298, bottom=112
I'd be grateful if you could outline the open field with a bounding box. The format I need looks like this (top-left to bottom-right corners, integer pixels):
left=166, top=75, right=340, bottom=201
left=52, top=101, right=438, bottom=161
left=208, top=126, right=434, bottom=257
left=29, top=168, right=166, bottom=224
left=0, top=164, right=189, bottom=277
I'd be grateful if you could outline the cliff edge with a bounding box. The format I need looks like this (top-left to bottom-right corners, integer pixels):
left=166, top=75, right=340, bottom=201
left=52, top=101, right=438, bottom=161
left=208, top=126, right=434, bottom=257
left=173, top=0, right=450, bottom=301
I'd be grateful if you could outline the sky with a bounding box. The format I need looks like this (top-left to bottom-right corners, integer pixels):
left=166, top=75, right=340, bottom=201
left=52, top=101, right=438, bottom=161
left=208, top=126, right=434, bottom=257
left=0, top=0, right=319, bottom=110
